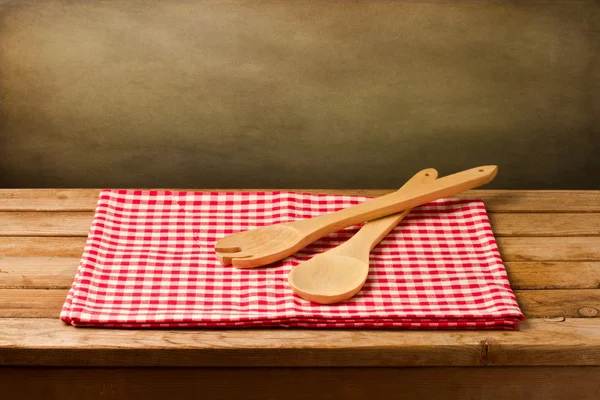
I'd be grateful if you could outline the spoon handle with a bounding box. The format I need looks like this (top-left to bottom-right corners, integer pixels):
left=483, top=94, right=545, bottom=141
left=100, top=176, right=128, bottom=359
left=333, top=169, right=437, bottom=258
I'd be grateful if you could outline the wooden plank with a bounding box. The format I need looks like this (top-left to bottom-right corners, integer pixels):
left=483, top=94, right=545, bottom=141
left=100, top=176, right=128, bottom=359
left=2, top=258, right=600, bottom=290
left=0, top=212, right=92, bottom=237
left=0, top=237, right=85, bottom=257
left=1, top=189, right=600, bottom=212
left=1, top=318, right=600, bottom=367
left=0, top=189, right=100, bottom=211
left=3, top=236, right=600, bottom=261
left=0, top=257, right=79, bottom=288
left=0, top=289, right=66, bottom=318
left=496, top=237, right=600, bottom=261
left=1, top=367, right=599, bottom=400
left=2, top=211, right=600, bottom=237
left=487, top=213, right=600, bottom=236
left=505, top=262, right=600, bottom=290
left=2, top=288, right=599, bottom=319
left=517, top=290, right=600, bottom=318
left=457, top=190, right=600, bottom=213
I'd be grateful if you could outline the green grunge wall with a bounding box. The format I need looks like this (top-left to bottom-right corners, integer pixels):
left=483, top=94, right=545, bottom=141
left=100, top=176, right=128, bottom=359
left=1, top=1, right=599, bottom=189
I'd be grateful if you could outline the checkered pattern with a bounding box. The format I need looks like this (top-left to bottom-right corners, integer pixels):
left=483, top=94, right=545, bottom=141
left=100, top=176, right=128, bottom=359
left=60, top=190, right=524, bottom=330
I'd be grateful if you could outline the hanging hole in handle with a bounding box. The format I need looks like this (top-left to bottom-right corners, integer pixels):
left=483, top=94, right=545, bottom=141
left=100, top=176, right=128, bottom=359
left=478, top=169, right=485, bottom=172
left=425, top=173, right=430, bottom=176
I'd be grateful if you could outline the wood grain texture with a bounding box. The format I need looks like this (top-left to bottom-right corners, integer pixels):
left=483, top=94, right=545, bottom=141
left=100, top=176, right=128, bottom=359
left=0, top=212, right=92, bottom=236
left=0, top=237, right=85, bottom=257
left=0, top=289, right=65, bottom=318
left=3, top=211, right=600, bottom=237
left=2, top=367, right=600, bottom=400
left=3, top=236, right=600, bottom=261
left=1, top=189, right=600, bottom=212
left=1, top=190, right=599, bottom=372
left=1, top=318, right=600, bottom=367
left=2, top=258, right=599, bottom=290
left=2, top=288, right=599, bottom=319
left=496, top=237, right=600, bottom=261
left=504, top=262, right=600, bottom=289
left=517, top=290, right=600, bottom=318
left=0, top=257, right=79, bottom=288
left=0, top=189, right=100, bottom=211
left=487, top=213, right=600, bottom=236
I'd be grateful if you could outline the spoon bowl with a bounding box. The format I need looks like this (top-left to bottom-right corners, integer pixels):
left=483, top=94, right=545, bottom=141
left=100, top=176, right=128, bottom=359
left=288, top=254, right=369, bottom=304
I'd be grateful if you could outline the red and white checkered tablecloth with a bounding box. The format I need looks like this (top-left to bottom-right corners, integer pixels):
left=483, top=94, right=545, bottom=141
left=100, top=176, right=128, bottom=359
left=60, top=190, right=524, bottom=329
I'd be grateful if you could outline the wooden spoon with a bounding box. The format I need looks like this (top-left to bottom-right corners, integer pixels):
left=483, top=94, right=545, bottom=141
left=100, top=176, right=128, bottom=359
left=287, top=168, right=437, bottom=304
left=215, top=165, right=497, bottom=268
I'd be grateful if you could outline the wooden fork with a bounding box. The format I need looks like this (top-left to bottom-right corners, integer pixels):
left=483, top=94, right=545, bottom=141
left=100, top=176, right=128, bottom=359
left=215, top=165, right=497, bottom=268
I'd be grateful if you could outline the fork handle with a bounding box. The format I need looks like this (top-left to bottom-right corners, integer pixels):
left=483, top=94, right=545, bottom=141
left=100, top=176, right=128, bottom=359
left=331, top=167, right=438, bottom=259
left=297, top=165, right=497, bottom=240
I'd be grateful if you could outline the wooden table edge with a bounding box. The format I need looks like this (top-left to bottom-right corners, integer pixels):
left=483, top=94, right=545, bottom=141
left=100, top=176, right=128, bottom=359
left=1, top=317, right=599, bottom=367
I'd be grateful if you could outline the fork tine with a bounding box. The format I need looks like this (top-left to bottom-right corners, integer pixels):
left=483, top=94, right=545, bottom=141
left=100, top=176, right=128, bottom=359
left=215, top=234, right=244, bottom=252
left=215, top=250, right=253, bottom=266
left=214, top=245, right=242, bottom=253
left=229, top=255, right=265, bottom=269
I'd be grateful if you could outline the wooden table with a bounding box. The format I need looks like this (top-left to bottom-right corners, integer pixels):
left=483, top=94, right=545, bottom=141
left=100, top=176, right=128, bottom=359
left=1, top=189, right=599, bottom=399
